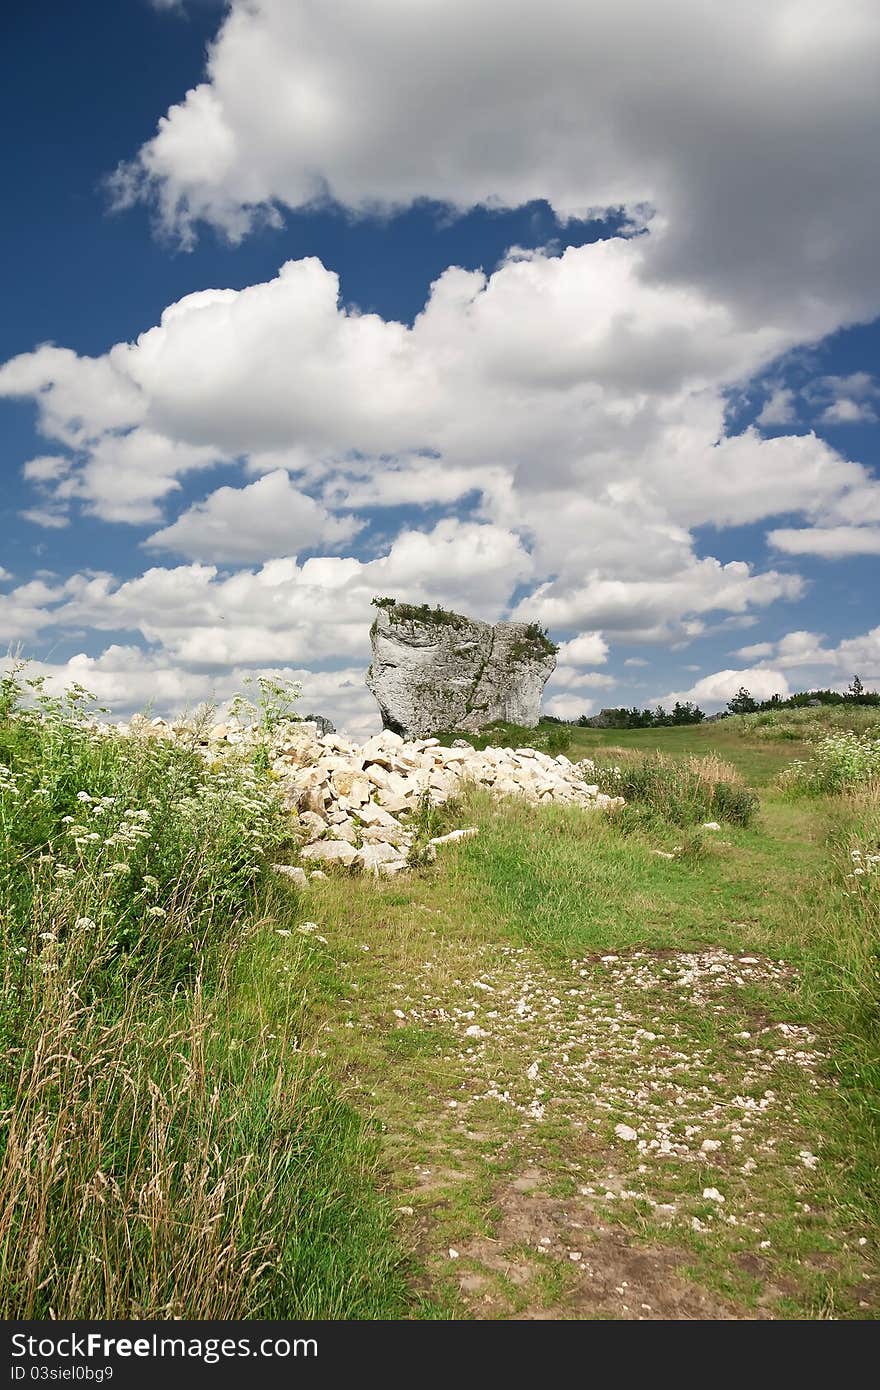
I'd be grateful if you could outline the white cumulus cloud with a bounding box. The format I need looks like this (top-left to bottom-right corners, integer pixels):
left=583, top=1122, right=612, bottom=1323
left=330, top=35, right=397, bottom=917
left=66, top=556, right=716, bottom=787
left=1, top=647, right=380, bottom=737
left=769, top=526, right=880, bottom=557
left=4, top=244, right=872, bottom=655
left=555, top=633, right=609, bottom=667
left=145, top=469, right=362, bottom=560
left=116, top=0, right=880, bottom=340
left=732, top=627, right=880, bottom=686
left=653, top=667, right=792, bottom=712
left=2, top=0, right=877, bottom=718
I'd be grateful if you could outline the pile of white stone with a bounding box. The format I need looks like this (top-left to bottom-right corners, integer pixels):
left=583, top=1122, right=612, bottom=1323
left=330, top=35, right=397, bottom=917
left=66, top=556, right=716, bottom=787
left=260, top=722, right=622, bottom=879
left=119, top=716, right=623, bottom=880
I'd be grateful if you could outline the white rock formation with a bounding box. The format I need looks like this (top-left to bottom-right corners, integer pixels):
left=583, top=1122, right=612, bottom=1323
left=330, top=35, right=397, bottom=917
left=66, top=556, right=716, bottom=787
left=366, top=601, right=557, bottom=737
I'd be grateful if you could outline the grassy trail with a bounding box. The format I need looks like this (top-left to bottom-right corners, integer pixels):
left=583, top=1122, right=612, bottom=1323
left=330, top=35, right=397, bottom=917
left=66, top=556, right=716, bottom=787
left=3, top=698, right=876, bottom=1319
left=277, top=734, right=878, bottom=1319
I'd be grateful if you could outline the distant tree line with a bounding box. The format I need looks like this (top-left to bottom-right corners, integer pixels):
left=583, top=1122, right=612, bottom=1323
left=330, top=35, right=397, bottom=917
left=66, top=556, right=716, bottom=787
left=724, top=675, right=878, bottom=715
left=559, top=676, right=878, bottom=729
left=576, top=701, right=707, bottom=729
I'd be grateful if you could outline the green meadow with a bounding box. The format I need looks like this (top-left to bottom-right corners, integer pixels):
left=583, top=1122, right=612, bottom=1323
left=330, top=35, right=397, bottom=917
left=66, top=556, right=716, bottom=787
left=1, top=680, right=877, bottom=1319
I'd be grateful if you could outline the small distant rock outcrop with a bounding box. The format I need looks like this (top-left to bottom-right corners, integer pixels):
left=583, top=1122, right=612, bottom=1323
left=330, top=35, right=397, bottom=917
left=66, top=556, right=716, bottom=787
left=365, top=599, right=557, bottom=738
left=300, top=713, right=335, bottom=735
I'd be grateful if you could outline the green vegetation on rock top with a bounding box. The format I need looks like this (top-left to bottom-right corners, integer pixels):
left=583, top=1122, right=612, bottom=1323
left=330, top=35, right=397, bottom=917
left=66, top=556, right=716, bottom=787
left=370, top=598, right=558, bottom=655
left=371, top=596, right=467, bottom=628
left=507, top=621, right=558, bottom=660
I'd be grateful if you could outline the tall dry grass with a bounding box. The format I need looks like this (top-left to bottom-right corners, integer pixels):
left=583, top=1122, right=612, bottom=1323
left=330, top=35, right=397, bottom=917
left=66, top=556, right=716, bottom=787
left=591, top=750, right=757, bottom=826
left=0, top=675, right=409, bottom=1319
left=0, top=935, right=277, bottom=1317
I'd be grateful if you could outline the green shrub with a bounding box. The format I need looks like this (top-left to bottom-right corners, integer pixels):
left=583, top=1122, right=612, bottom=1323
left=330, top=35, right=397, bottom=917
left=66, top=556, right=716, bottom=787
left=545, top=724, right=573, bottom=754
left=781, top=731, right=880, bottom=794
left=436, top=719, right=572, bottom=755
left=593, top=752, right=758, bottom=827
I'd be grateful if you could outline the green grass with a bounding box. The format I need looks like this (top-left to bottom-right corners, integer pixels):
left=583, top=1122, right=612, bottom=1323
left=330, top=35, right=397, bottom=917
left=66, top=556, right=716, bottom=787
left=2, top=679, right=878, bottom=1319
left=0, top=679, right=411, bottom=1319
left=282, top=719, right=879, bottom=1318
left=443, top=789, right=818, bottom=956
left=564, top=720, right=800, bottom=784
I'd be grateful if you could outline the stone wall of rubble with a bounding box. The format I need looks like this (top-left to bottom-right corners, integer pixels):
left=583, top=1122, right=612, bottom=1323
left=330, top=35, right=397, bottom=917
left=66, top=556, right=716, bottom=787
left=117, top=716, right=624, bottom=881
left=260, top=721, right=621, bottom=879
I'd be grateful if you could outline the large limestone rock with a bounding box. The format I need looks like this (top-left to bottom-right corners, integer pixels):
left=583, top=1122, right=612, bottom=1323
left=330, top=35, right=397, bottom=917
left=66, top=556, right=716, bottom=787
left=365, top=601, right=557, bottom=737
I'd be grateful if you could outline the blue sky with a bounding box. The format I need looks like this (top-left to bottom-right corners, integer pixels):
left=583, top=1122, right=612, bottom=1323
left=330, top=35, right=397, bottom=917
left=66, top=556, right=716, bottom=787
left=1, top=0, right=878, bottom=733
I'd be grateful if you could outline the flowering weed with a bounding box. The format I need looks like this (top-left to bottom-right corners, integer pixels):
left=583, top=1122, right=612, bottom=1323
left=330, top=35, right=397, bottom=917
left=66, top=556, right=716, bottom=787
left=0, top=670, right=409, bottom=1319
left=782, top=732, right=880, bottom=794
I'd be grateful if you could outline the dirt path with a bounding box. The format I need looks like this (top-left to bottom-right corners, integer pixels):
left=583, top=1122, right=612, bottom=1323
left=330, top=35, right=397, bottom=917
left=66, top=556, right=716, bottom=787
left=303, top=790, right=878, bottom=1319
left=306, top=918, right=877, bottom=1319
left=404, top=946, right=872, bottom=1314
